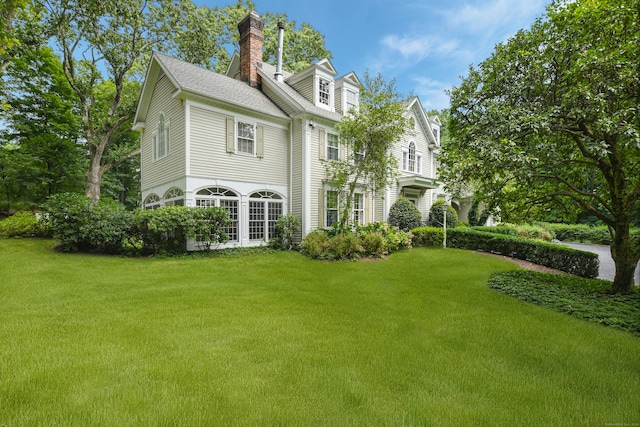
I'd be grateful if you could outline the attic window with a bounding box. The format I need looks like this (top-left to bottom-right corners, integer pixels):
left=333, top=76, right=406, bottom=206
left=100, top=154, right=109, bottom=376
left=319, top=78, right=330, bottom=106
left=346, top=89, right=357, bottom=113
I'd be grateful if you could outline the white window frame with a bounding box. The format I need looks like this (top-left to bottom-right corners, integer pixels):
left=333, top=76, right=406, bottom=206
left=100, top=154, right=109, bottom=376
left=326, top=190, right=339, bottom=228
left=402, top=142, right=422, bottom=174
left=318, top=77, right=330, bottom=106
left=327, top=133, right=339, bottom=161
left=236, top=120, right=256, bottom=155
left=153, top=113, right=169, bottom=161
left=195, top=187, right=240, bottom=242
left=248, top=191, right=284, bottom=242
left=345, top=89, right=358, bottom=114
left=352, top=193, right=364, bottom=225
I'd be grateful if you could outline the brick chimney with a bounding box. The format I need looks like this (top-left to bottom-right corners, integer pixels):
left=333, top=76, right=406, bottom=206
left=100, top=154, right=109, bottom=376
left=238, top=11, right=264, bottom=88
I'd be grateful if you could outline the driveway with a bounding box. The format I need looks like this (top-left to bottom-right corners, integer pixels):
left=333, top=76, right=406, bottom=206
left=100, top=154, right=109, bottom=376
left=563, top=242, right=640, bottom=285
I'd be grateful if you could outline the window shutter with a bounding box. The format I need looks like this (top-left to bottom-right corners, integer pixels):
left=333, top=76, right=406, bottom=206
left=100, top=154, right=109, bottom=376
left=256, top=125, right=264, bottom=158
left=365, top=193, right=371, bottom=224
left=318, top=128, right=325, bottom=160
left=226, top=117, right=235, bottom=153
left=318, top=188, right=325, bottom=229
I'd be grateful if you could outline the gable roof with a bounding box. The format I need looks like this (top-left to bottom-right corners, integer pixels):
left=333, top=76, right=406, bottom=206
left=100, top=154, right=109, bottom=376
left=134, top=52, right=289, bottom=128
left=405, top=96, right=438, bottom=146
left=259, top=61, right=343, bottom=122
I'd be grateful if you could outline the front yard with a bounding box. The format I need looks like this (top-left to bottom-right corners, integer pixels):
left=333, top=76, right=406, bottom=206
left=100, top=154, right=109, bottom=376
left=1, top=239, right=639, bottom=425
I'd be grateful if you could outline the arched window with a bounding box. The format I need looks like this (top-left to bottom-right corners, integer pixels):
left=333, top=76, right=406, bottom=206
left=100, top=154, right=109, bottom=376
left=195, top=187, right=239, bottom=242
left=249, top=191, right=284, bottom=241
left=163, top=187, right=184, bottom=206
left=143, top=194, right=161, bottom=210
left=408, top=142, right=416, bottom=172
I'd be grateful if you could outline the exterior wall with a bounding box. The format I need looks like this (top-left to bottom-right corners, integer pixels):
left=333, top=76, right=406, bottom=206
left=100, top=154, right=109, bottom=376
left=187, top=102, right=289, bottom=186
left=290, top=75, right=314, bottom=104
left=290, top=119, right=304, bottom=237
left=141, top=75, right=186, bottom=194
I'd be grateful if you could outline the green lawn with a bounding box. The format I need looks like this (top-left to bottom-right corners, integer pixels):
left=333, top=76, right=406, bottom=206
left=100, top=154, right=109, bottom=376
left=1, top=239, right=639, bottom=426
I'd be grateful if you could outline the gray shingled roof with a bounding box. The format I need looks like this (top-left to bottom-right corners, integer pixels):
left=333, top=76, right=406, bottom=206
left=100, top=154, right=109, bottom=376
left=154, top=52, right=289, bottom=120
left=259, top=62, right=343, bottom=122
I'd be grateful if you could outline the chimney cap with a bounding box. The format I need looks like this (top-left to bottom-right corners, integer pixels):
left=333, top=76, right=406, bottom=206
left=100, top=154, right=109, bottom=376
left=277, top=21, right=285, bottom=30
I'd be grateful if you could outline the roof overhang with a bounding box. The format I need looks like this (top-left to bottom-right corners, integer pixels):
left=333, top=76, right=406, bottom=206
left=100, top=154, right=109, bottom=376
left=397, top=175, right=440, bottom=190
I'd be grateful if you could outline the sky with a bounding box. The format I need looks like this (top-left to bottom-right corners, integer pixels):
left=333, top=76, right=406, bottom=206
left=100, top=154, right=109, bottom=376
left=198, top=0, right=550, bottom=111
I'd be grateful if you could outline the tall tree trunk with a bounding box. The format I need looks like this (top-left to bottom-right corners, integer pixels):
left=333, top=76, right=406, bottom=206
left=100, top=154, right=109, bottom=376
left=85, top=154, right=102, bottom=202
left=610, top=220, right=639, bottom=294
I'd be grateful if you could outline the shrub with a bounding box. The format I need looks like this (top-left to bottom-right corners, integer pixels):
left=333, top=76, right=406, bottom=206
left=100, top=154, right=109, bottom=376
left=447, top=228, right=599, bottom=278
left=132, top=206, right=196, bottom=255
left=45, top=193, right=132, bottom=254
left=327, top=232, right=363, bottom=260
left=300, top=230, right=330, bottom=259
left=0, top=212, right=50, bottom=237
left=388, top=198, right=422, bottom=231
left=429, top=200, right=458, bottom=228
left=270, top=214, right=301, bottom=250
left=535, top=222, right=612, bottom=244
left=472, top=224, right=553, bottom=242
left=192, top=207, right=231, bottom=252
left=361, top=232, right=385, bottom=257
left=411, top=226, right=444, bottom=247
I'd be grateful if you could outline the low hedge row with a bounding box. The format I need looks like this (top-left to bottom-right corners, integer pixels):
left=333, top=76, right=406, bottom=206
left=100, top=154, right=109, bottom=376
left=411, top=226, right=444, bottom=247
left=471, top=224, right=553, bottom=242
left=447, top=228, right=599, bottom=278
left=535, top=222, right=612, bottom=244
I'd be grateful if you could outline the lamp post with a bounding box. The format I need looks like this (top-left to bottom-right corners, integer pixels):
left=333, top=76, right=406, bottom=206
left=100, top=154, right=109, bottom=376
left=443, top=202, right=447, bottom=248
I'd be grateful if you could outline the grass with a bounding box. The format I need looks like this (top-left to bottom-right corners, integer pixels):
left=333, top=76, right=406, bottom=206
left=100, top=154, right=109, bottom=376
left=1, top=239, right=640, bottom=426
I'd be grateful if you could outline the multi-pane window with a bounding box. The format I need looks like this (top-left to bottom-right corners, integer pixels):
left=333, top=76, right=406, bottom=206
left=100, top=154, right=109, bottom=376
left=144, top=194, right=161, bottom=210
left=319, top=78, right=330, bottom=105
left=249, top=191, right=283, bottom=241
left=402, top=142, right=422, bottom=173
left=163, top=188, right=184, bottom=206
left=353, top=193, right=364, bottom=225
left=153, top=114, right=169, bottom=160
left=237, top=121, right=255, bottom=154
left=196, top=187, right=239, bottom=242
left=327, top=133, right=339, bottom=160
left=346, top=89, right=357, bottom=113
left=326, top=191, right=339, bottom=227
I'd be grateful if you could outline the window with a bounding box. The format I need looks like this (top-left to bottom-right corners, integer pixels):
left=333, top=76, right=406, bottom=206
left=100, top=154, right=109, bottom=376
left=319, top=78, right=330, bottom=106
left=237, top=121, right=255, bottom=155
left=249, top=191, right=283, bottom=241
left=163, top=188, right=184, bottom=206
left=196, top=187, right=239, bottom=242
left=402, top=142, right=422, bottom=173
left=153, top=114, right=169, bottom=161
left=143, top=194, right=161, bottom=210
left=327, top=133, right=339, bottom=160
left=354, top=148, right=365, bottom=163
left=353, top=193, right=364, bottom=225
left=346, top=89, right=357, bottom=113
left=326, top=191, right=339, bottom=227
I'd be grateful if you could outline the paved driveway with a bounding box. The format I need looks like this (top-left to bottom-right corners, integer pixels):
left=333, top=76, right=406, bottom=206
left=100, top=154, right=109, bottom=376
left=563, top=242, right=640, bottom=284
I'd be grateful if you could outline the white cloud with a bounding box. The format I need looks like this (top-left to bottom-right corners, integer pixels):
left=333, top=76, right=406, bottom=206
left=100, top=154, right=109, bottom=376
left=444, top=0, right=546, bottom=35
left=411, top=76, right=451, bottom=111
left=381, top=34, right=461, bottom=62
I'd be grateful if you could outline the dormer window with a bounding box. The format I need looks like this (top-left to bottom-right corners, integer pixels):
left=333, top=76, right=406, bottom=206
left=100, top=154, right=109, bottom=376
left=319, top=78, right=330, bottom=106
left=346, top=89, right=357, bottom=113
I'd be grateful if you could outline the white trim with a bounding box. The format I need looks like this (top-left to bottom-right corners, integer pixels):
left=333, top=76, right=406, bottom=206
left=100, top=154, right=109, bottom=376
left=235, top=119, right=257, bottom=156
left=185, top=101, right=191, bottom=175
left=303, top=119, right=312, bottom=235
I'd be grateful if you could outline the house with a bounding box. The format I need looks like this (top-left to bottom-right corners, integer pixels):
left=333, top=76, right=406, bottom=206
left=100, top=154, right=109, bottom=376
left=133, top=11, right=447, bottom=249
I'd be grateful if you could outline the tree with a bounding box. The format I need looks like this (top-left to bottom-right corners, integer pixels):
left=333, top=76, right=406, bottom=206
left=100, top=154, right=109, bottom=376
left=0, top=44, right=84, bottom=211
left=325, top=72, right=409, bottom=229
left=441, top=0, right=640, bottom=294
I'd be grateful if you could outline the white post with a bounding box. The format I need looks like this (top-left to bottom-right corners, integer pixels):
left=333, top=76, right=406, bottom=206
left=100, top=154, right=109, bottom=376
left=443, top=202, right=447, bottom=248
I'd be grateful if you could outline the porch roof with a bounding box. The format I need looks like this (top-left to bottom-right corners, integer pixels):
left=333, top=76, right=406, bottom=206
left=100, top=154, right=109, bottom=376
left=397, top=176, right=440, bottom=190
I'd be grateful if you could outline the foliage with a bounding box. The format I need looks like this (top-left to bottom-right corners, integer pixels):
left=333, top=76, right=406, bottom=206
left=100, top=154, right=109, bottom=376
left=535, top=222, right=610, bottom=245
left=428, top=200, right=458, bottom=228
left=467, top=197, right=490, bottom=227
left=132, top=206, right=196, bottom=255
left=269, top=213, right=301, bottom=250
left=490, top=270, right=640, bottom=335
left=44, top=193, right=132, bottom=254
left=0, top=45, right=84, bottom=212
left=192, top=207, right=231, bottom=252
left=441, top=0, right=640, bottom=293
left=301, top=222, right=411, bottom=260
left=387, top=198, right=422, bottom=231
left=411, top=226, right=444, bottom=247
left=447, top=228, right=599, bottom=278
left=325, top=72, right=408, bottom=228
left=0, top=212, right=49, bottom=237
left=471, top=224, right=553, bottom=242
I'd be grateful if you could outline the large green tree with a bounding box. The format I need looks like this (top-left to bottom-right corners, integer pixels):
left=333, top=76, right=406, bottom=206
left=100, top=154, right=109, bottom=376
left=441, top=0, right=640, bottom=294
left=0, top=45, right=84, bottom=211
left=325, top=72, right=409, bottom=228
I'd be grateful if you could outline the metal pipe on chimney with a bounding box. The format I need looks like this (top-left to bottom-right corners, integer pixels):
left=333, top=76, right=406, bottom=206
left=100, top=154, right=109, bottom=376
left=275, top=21, right=285, bottom=82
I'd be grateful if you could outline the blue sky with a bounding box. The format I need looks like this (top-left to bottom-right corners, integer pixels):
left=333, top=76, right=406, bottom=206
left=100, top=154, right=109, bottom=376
left=199, top=0, right=550, bottom=111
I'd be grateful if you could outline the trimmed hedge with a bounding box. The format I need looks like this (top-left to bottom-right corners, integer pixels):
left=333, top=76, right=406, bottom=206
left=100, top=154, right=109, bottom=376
left=0, top=212, right=50, bottom=238
left=411, top=226, right=444, bottom=247
left=471, top=224, right=553, bottom=242
left=535, top=222, right=612, bottom=244
left=447, top=228, right=599, bottom=278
